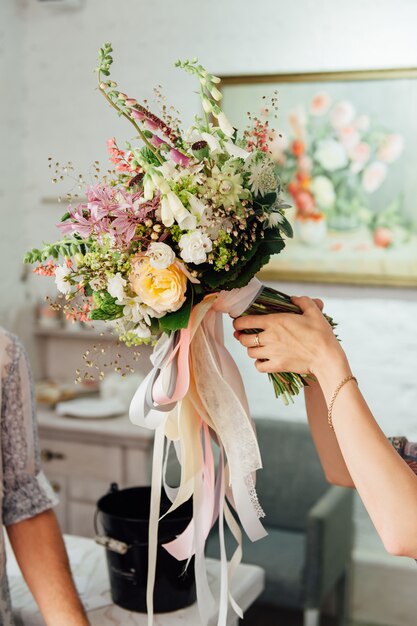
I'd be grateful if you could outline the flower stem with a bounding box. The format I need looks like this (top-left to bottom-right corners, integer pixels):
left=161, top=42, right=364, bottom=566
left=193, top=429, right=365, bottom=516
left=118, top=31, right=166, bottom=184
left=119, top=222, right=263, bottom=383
left=98, top=72, right=164, bottom=165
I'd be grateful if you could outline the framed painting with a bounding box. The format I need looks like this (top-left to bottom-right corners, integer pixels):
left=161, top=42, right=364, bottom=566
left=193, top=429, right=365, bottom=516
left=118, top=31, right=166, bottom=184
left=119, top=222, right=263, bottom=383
left=220, top=69, right=417, bottom=286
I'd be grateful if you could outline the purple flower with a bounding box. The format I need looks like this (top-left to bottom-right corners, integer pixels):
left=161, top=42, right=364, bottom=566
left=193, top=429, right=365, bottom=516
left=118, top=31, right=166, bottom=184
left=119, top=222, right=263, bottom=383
left=58, top=185, right=117, bottom=239
left=169, top=148, right=190, bottom=167
left=111, top=191, right=157, bottom=245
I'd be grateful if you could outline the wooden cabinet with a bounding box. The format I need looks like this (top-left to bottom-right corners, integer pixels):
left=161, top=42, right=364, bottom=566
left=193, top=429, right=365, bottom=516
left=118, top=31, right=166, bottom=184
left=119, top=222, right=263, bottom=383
left=38, top=410, right=154, bottom=538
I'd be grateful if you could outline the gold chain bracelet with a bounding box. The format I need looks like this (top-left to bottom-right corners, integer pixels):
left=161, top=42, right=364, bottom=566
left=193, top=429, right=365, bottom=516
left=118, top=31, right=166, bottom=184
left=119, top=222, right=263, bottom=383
left=328, top=375, right=358, bottom=430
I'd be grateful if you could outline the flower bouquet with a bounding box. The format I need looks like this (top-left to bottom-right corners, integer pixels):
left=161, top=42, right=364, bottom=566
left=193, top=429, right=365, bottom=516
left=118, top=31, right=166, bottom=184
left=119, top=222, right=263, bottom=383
left=272, top=92, right=404, bottom=235
left=25, top=44, right=336, bottom=625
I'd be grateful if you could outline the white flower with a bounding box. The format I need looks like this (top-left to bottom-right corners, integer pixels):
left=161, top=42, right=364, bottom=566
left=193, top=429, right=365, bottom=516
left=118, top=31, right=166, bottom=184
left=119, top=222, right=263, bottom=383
left=143, top=174, right=155, bottom=200
left=201, top=131, right=221, bottom=154
left=122, top=296, right=162, bottom=325
left=245, top=156, right=277, bottom=197
left=146, top=242, right=175, bottom=270
left=187, top=193, right=207, bottom=219
left=224, top=141, right=250, bottom=159
left=179, top=230, right=213, bottom=265
left=315, top=139, right=348, bottom=171
left=215, top=111, right=234, bottom=137
left=151, top=171, right=170, bottom=195
left=311, top=176, right=336, bottom=209
left=210, top=86, right=223, bottom=101
left=54, top=265, right=72, bottom=294
left=161, top=193, right=197, bottom=231
left=107, top=272, right=127, bottom=302
left=131, top=323, right=152, bottom=339
left=266, top=212, right=285, bottom=228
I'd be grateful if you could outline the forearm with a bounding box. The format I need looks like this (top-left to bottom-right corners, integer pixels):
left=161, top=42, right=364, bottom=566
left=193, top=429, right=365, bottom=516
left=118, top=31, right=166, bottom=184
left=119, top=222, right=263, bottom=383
left=305, top=378, right=354, bottom=488
left=315, top=350, right=417, bottom=558
left=7, top=510, right=89, bottom=626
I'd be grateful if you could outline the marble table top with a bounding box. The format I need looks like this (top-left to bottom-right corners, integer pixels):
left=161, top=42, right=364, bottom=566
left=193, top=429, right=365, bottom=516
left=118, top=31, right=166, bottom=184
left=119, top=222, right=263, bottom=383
left=8, top=535, right=265, bottom=626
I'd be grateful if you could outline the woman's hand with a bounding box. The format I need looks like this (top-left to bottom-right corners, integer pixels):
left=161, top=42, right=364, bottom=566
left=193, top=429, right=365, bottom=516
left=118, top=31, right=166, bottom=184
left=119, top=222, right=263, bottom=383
left=233, top=296, right=347, bottom=378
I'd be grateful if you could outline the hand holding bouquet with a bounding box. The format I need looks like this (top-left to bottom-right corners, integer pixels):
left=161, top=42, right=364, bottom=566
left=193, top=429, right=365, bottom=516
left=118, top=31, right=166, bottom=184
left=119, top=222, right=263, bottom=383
left=25, top=44, right=337, bottom=626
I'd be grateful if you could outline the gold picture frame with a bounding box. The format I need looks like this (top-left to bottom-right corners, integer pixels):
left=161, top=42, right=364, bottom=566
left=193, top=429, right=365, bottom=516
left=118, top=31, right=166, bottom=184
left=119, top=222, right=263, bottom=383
left=220, top=68, right=417, bottom=287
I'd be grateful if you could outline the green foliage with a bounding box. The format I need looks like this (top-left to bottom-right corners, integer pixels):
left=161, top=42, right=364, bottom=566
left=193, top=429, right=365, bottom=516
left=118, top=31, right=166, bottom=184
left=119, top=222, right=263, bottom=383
left=24, top=237, right=93, bottom=264
left=159, top=289, right=193, bottom=332
left=89, top=291, right=123, bottom=321
left=98, top=43, right=113, bottom=77
left=140, top=146, right=161, bottom=167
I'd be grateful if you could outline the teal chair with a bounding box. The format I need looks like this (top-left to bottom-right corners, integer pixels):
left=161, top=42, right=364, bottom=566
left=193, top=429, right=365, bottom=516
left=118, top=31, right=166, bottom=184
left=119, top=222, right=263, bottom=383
left=205, top=418, right=354, bottom=626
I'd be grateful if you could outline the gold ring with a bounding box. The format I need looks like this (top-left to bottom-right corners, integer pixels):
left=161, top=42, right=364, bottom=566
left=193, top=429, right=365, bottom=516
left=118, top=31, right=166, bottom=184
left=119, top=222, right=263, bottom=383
left=253, top=333, right=260, bottom=347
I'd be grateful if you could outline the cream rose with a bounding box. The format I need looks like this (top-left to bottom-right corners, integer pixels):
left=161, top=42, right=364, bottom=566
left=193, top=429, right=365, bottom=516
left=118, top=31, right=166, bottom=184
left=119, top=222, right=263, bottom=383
left=179, top=230, right=213, bottom=265
left=129, top=255, right=187, bottom=314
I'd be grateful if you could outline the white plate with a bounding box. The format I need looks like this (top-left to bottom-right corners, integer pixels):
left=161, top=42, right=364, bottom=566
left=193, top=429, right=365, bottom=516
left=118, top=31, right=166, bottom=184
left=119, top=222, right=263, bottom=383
left=56, top=397, right=127, bottom=419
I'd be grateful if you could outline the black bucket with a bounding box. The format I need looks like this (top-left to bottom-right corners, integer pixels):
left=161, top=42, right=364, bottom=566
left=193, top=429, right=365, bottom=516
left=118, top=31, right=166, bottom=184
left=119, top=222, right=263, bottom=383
left=95, top=484, right=196, bottom=613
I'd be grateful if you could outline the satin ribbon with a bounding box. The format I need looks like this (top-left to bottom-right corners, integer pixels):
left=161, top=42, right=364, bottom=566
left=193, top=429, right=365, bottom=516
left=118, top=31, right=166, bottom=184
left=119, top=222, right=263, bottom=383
left=129, top=277, right=267, bottom=626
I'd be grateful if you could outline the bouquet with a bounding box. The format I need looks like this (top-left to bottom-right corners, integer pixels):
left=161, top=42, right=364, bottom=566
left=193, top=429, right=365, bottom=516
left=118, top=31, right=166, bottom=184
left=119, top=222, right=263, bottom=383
left=25, top=44, right=336, bottom=626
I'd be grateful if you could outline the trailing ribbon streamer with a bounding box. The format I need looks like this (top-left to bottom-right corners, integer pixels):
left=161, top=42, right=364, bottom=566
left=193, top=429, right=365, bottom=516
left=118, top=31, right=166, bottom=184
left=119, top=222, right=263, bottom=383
left=129, top=277, right=267, bottom=626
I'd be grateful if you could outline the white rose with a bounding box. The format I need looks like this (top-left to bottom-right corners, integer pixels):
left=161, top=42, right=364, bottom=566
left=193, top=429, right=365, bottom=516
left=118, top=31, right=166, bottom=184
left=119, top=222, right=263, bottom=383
left=146, top=242, right=175, bottom=270
left=54, top=265, right=72, bottom=294
left=311, top=176, right=336, bottom=209
left=179, top=230, right=213, bottom=265
left=107, top=272, right=127, bottom=302
left=315, top=139, right=348, bottom=172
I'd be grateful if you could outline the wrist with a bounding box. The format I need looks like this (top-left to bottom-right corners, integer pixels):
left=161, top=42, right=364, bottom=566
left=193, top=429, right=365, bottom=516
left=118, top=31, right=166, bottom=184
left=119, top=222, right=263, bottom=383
left=312, top=345, right=352, bottom=399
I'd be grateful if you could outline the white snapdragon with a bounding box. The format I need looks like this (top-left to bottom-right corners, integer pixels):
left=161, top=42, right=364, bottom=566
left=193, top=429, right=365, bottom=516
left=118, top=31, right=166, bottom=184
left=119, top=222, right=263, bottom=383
left=179, top=229, right=212, bottom=265
left=161, top=193, right=197, bottom=231
left=215, top=112, right=234, bottom=137
left=224, top=141, right=250, bottom=159
left=54, top=265, right=72, bottom=294
left=146, top=242, right=175, bottom=270
left=201, top=132, right=221, bottom=154
left=107, top=272, right=127, bottom=302
left=187, top=193, right=207, bottom=219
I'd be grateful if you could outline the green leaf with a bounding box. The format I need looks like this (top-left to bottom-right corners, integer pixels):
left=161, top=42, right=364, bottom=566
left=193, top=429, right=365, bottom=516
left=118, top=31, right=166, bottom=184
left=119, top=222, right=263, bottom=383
left=159, top=289, right=193, bottom=332
left=261, top=192, right=277, bottom=206
left=225, top=238, right=285, bottom=290
left=279, top=217, right=294, bottom=239
left=60, top=212, right=70, bottom=222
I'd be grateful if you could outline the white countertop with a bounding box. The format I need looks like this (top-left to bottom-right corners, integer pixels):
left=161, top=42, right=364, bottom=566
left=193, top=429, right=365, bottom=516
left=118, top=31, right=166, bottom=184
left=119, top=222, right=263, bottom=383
left=8, top=535, right=265, bottom=626
left=37, top=408, right=154, bottom=448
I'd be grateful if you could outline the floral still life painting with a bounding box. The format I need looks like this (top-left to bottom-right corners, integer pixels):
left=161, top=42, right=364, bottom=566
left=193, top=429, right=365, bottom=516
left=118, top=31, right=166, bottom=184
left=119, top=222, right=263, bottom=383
left=221, top=69, right=417, bottom=286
